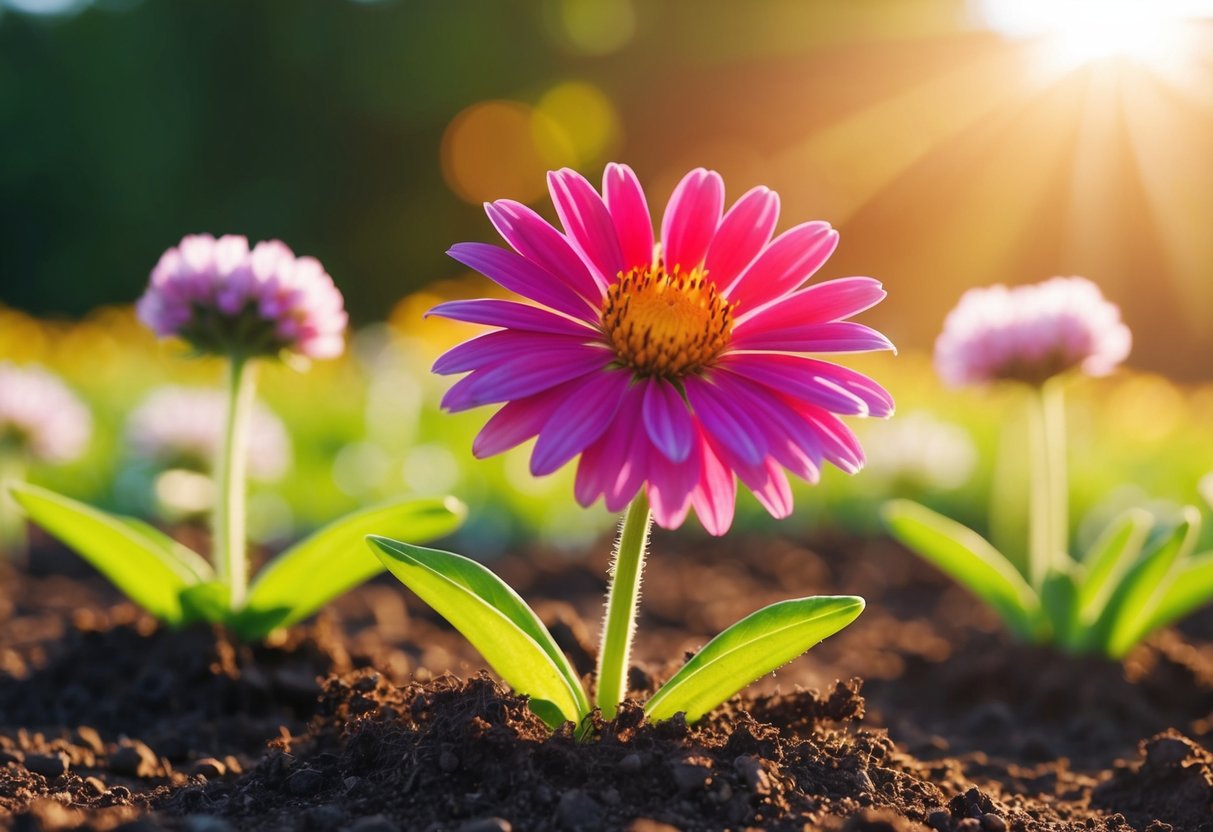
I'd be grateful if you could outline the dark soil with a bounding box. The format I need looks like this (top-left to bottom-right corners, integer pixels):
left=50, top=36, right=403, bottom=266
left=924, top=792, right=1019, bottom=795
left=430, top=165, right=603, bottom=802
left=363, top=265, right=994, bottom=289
left=2, top=526, right=1212, bottom=831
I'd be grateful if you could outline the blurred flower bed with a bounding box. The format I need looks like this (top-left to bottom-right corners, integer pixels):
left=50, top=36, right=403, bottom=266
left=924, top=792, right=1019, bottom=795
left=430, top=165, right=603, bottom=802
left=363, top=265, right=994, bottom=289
left=4, top=293, right=1210, bottom=559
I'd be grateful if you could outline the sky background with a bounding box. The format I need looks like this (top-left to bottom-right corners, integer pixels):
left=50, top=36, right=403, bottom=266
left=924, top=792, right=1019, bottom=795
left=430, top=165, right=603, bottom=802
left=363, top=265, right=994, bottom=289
left=2, top=0, right=1211, bottom=378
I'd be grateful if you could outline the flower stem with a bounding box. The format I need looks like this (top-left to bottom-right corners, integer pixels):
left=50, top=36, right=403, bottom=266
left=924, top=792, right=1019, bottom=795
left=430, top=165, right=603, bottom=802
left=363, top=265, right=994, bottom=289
left=213, top=355, right=257, bottom=610
left=596, top=493, right=652, bottom=720
left=1027, top=380, right=1068, bottom=588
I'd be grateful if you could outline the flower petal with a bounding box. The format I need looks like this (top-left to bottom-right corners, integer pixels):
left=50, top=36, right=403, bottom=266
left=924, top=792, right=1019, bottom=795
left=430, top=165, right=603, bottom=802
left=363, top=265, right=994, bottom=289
left=690, top=433, right=736, bottom=537
left=472, top=380, right=583, bottom=458
left=719, top=353, right=895, bottom=418
left=736, top=277, right=887, bottom=329
left=426, top=299, right=599, bottom=337
left=703, top=186, right=780, bottom=290
left=440, top=345, right=611, bottom=411
left=684, top=375, right=768, bottom=466
left=790, top=402, right=866, bottom=473
left=531, top=370, right=631, bottom=476
left=706, top=370, right=823, bottom=483
left=641, top=378, right=694, bottom=463
left=603, top=163, right=654, bottom=273
left=447, top=242, right=596, bottom=321
left=575, top=383, right=648, bottom=510
left=647, top=438, right=701, bottom=530
left=433, top=331, right=596, bottom=376
left=548, top=168, right=624, bottom=289
left=485, top=200, right=603, bottom=304
left=724, top=221, right=838, bottom=312
left=660, top=168, right=724, bottom=272
left=731, top=321, right=896, bottom=354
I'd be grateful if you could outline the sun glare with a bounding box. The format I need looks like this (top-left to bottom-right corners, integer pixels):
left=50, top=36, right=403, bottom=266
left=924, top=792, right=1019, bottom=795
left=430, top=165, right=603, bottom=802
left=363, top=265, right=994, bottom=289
left=974, top=0, right=1213, bottom=71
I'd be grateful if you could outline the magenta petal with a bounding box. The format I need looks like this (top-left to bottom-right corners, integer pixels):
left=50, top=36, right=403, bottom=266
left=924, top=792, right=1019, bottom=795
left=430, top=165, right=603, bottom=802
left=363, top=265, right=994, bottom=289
left=575, top=383, right=647, bottom=509
left=548, top=168, right=624, bottom=289
left=433, top=331, right=594, bottom=375
left=603, top=163, right=654, bottom=273
left=440, top=346, right=611, bottom=411
left=484, top=200, right=602, bottom=303
left=530, top=370, right=630, bottom=476
left=472, top=380, right=581, bottom=458
left=641, top=378, right=694, bottom=463
left=660, top=168, right=724, bottom=272
left=738, top=457, right=794, bottom=519
left=684, top=376, right=768, bottom=466
left=724, top=222, right=838, bottom=312
left=720, top=353, right=894, bottom=418
left=690, top=432, right=736, bottom=536
left=708, top=371, right=824, bottom=483
left=447, top=242, right=596, bottom=321
left=426, top=299, right=599, bottom=337
left=731, top=321, right=896, bottom=354
left=646, top=439, right=700, bottom=531
left=703, top=186, right=780, bottom=290
left=790, top=402, right=865, bottom=473
left=736, top=277, right=887, bottom=330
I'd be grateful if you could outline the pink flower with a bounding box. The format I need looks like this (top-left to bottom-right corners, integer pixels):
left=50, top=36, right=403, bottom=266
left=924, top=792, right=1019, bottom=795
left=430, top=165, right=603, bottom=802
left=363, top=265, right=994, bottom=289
left=0, top=363, right=91, bottom=464
left=934, top=277, right=1131, bottom=387
left=126, top=386, right=292, bottom=481
left=136, top=234, right=348, bottom=360
left=430, top=165, right=894, bottom=535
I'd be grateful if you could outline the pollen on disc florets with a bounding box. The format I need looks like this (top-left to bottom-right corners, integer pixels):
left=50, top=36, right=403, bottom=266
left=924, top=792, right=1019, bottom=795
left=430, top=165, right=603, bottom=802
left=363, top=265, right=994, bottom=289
left=601, top=265, right=736, bottom=378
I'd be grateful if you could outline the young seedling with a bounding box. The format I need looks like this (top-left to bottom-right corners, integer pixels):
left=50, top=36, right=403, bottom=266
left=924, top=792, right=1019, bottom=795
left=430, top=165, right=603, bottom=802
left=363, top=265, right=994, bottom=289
left=885, top=278, right=1211, bottom=658
left=369, top=164, right=893, bottom=730
left=11, top=234, right=465, bottom=640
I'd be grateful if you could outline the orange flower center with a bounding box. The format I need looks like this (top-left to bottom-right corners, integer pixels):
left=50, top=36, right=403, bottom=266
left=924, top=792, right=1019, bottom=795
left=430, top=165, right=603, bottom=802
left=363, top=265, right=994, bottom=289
left=601, top=266, right=735, bottom=378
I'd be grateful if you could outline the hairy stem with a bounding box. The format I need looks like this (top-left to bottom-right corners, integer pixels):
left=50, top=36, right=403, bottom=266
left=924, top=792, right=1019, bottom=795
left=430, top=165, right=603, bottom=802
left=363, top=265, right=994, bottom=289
left=596, top=493, right=652, bottom=720
left=213, top=356, right=257, bottom=610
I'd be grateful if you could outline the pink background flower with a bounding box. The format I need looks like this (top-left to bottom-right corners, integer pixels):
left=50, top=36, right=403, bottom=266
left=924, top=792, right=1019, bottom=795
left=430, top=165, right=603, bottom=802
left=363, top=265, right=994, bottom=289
left=432, top=164, right=895, bottom=535
left=137, top=234, right=348, bottom=361
left=934, top=276, right=1131, bottom=387
left=0, top=363, right=92, bottom=464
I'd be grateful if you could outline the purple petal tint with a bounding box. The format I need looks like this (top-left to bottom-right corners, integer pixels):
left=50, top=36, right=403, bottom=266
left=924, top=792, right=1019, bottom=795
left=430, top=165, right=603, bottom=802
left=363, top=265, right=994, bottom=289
left=136, top=234, right=347, bottom=362
left=0, top=363, right=91, bottom=464
left=434, top=163, right=894, bottom=535
left=934, top=276, right=1132, bottom=387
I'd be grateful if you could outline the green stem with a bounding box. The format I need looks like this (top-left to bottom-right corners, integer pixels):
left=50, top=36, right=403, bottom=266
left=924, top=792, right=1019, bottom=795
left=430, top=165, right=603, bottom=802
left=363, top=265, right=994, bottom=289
left=0, top=450, right=27, bottom=562
left=595, top=493, right=652, bottom=720
left=1043, top=379, right=1069, bottom=570
left=213, top=356, right=257, bottom=610
left=1027, top=380, right=1069, bottom=589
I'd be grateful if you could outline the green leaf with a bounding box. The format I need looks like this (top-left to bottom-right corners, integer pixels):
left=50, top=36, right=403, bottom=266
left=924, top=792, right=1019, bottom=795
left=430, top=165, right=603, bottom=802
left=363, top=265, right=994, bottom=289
left=882, top=500, right=1040, bottom=638
left=179, top=580, right=231, bottom=625
left=239, top=496, right=466, bottom=639
left=9, top=482, right=205, bottom=624
left=1075, top=508, right=1153, bottom=623
left=1145, top=550, right=1213, bottom=635
left=367, top=535, right=588, bottom=727
left=645, top=596, right=864, bottom=723
left=1094, top=507, right=1201, bottom=658
left=1040, top=567, right=1080, bottom=649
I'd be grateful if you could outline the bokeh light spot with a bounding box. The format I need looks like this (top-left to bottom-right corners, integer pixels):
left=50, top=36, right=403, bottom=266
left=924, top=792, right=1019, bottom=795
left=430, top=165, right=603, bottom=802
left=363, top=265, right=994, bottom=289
left=441, top=100, right=576, bottom=204
left=547, top=0, right=635, bottom=56
left=536, top=81, right=621, bottom=167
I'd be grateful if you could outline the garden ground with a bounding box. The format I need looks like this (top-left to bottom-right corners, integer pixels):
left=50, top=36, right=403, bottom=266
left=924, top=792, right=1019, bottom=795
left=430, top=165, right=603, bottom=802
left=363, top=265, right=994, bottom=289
left=2, top=528, right=1211, bottom=831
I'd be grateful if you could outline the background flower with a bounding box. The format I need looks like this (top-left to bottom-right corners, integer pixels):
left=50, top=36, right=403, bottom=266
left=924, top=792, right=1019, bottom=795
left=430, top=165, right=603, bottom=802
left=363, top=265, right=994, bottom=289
left=136, top=234, right=348, bottom=361
left=126, top=385, right=292, bottom=481
left=934, top=276, right=1131, bottom=387
left=432, top=164, right=894, bottom=535
left=0, top=362, right=91, bottom=464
